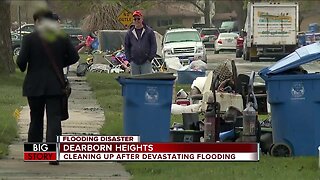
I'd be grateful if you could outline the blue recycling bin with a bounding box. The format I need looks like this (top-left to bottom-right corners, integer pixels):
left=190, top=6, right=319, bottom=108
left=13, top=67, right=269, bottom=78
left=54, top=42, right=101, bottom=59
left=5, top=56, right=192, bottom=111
left=297, top=34, right=306, bottom=47
left=309, top=23, right=319, bottom=33
left=177, top=70, right=206, bottom=84
left=117, top=74, right=176, bottom=142
left=259, top=42, right=320, bottom=156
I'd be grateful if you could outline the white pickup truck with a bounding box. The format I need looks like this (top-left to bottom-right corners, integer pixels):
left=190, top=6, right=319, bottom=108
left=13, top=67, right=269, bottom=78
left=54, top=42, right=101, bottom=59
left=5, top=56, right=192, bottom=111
left=162, top=28, right=207, bottom=64
left=243, top=2, right=299, bottom=61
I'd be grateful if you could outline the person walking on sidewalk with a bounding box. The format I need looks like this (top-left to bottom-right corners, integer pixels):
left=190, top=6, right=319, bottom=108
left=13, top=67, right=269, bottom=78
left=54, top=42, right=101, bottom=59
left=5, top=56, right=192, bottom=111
left=16, top=9, right=79, bottom=158
left=125, top=10, right=157, bottom=75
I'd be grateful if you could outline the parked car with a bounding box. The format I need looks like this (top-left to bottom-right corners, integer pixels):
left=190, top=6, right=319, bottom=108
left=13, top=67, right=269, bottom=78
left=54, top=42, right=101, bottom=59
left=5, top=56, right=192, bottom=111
left=11, top=33, right=22, bottom=56
left=192, top=23, right=206, bottom=32
left=162, top=28, right=207, bottom=63
left=11, top=27, right=86, bottom=56
left=214, top=32, right=239, bottom=54
left=236, top=35, right=244, bottom=58
left=219, top=21, right=238, bottom=33
left=200, top=27, right=220, bottom=51
left=14, top=24, right=35, bottom=36
left=61, top=27, right=89, bottom=47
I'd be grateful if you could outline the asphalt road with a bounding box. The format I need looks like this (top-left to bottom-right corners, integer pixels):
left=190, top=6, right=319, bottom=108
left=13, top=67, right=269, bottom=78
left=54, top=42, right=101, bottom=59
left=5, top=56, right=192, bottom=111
left=206, top=51, right=320, bottom=83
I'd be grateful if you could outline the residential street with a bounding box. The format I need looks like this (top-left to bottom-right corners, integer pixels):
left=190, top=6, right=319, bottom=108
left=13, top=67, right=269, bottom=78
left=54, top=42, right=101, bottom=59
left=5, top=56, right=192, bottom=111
left=206, top=51, right=320, bottom=83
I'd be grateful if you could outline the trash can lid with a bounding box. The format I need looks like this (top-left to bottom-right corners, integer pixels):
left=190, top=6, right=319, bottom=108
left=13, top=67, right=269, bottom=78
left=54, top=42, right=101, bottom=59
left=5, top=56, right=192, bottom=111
left=118, top=73, right=176, bottom=80
left=259, top=42, right=320, bottom=78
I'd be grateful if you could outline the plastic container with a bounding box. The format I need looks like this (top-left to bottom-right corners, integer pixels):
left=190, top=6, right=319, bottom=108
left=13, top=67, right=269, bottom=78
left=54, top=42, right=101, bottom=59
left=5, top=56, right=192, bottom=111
left=117, top=73, right=175, bottom=142
left=177, top=70, right=206, bottom=84
left=219, top=129, right=235, bottom=142
left=242, top=103, right=257, bottom=136
left=259, top=42, right=320, bottom=156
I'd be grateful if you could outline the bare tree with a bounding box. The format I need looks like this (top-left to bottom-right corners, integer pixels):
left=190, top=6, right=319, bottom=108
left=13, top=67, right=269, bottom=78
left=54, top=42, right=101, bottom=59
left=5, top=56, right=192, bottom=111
left=81, top=0, right=152, bottom=31
left=47, top=0, right=94, bottom=26
left=81, top=3, right=123, bottom=31
left=0, top=0, right=15, bottom=75
left=231, top=0, right=245, bottom=31
left=179, top=0, right=214, bottom=27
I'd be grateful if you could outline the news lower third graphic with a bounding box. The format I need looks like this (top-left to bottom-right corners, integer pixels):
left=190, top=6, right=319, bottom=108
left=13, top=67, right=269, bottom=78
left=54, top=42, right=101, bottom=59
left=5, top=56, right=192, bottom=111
left=24, top=136, right=260, bottom=162
left=24, top=143, right=57, bottom=161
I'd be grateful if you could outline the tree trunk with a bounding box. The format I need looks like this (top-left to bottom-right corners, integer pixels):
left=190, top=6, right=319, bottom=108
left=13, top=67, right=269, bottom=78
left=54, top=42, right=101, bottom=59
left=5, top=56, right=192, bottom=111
left=204, top=0, right=211, bottom=27
left=231, top=0, right=245, bottom=31
left=0, top=1, right=15, bottom=75
left=299, top=15, right=304, bottom=32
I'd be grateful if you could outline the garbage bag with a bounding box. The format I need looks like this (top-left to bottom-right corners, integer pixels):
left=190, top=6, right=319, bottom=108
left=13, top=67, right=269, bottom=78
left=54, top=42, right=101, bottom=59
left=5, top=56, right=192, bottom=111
left=189, top=60, right=207, bottom=72
left=76, top=63, right=89, bottom=76
left=165, top=57, right=183, bottom=70
left=88, top=64, right=111, bottom=73
left=179, top=65, right=190, bottom=71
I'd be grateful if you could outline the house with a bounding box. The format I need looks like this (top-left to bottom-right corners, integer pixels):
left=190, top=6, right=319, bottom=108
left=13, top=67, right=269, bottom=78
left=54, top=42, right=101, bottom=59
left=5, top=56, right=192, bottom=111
left=212, top=10, right=237, bottom=28
left=142, top=2, right=203, bottom=35
left=300, top=14, right=320, bottom=32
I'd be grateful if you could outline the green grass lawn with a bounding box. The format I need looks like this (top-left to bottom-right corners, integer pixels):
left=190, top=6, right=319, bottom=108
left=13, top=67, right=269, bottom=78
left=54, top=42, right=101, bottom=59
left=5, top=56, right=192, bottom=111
left=123, top=156, right=319, bottom=180
left=86, top=72, right=320, bottom=180
left=87, top=73, right=123, bottom=135
left=0, top=71, right=27, bottom=158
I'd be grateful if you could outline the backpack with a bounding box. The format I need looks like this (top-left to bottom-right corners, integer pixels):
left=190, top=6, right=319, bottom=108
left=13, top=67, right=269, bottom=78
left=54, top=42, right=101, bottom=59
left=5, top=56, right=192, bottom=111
left=76, top=63, right=89, bottom=76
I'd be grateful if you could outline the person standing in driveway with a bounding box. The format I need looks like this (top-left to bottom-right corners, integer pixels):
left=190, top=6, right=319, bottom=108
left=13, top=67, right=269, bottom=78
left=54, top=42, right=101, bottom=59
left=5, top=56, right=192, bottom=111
left=125, top=10, right=157, bottom=75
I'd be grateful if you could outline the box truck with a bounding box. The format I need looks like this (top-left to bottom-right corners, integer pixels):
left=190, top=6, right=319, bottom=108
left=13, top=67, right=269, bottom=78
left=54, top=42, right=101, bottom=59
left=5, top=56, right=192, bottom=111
left=243, top=2, right=299, bottom=61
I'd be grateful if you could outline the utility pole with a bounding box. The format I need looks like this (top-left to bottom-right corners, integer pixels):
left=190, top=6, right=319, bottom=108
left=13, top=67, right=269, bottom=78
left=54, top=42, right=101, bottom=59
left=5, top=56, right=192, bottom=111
left=18, top=6, right=21, bottom=41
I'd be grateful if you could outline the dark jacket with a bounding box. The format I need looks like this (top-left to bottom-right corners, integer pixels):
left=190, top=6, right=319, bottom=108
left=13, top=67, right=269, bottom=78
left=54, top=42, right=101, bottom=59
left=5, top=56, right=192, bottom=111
left=124, top=24, right=157, bottom=65
left=17, top=31, right=79, bottom=97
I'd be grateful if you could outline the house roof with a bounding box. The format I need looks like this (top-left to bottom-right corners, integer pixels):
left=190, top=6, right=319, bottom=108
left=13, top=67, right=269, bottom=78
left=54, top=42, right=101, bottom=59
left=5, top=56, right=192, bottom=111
left=212, top=11, right=237, bottom=21
left=142, top=2, right=203, bottom=17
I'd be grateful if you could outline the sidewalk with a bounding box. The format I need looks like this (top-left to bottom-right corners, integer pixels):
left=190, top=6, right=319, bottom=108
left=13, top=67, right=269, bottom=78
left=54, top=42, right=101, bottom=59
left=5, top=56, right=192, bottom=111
left=0, top=66, right=131, bottom=179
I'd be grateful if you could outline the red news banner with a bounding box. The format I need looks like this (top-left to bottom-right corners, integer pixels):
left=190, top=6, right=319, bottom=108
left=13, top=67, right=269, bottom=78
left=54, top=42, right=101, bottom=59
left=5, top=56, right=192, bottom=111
left=24, top=136, right=259, bottom=162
